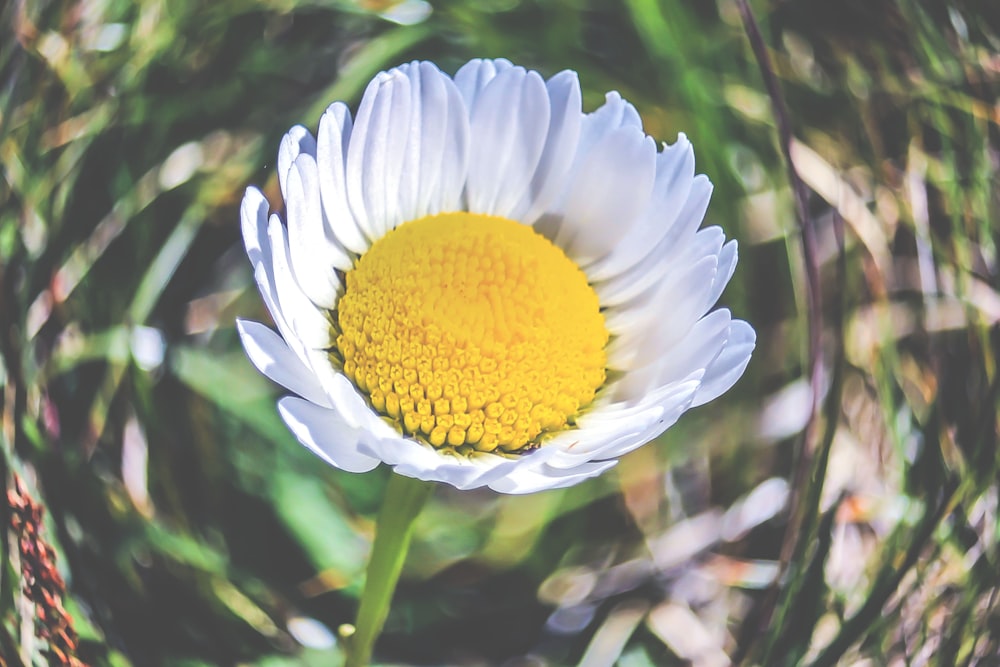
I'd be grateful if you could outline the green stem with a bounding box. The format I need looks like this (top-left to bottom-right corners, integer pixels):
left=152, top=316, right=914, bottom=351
left=345, top=474, right=433, bottom=667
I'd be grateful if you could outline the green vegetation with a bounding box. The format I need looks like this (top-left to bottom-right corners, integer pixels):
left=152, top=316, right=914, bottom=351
left=1, top=0, right=997, bottom=665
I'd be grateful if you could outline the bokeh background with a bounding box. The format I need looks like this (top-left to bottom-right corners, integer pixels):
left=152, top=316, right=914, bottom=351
left=2, top=0, right=999, bottom=665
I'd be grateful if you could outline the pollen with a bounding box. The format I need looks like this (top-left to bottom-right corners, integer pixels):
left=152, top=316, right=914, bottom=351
left=334, top=212, right=608, bottom=453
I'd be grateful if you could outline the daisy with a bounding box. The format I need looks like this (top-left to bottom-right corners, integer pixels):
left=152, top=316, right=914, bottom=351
left=237, top=58, right=755, bottom=495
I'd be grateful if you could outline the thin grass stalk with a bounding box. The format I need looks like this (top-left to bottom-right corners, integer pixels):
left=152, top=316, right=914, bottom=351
left=731, top=2, right=836, bottom=661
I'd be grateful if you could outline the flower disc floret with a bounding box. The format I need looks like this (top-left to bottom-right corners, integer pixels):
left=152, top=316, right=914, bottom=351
left=335, top=212, right=608, bottom=453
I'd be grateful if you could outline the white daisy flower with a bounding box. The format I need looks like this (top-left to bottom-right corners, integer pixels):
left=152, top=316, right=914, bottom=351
left=237, top=59, right=755, bottom=495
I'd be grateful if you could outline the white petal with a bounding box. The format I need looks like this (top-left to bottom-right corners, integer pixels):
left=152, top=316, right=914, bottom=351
left=535, top=91, right=643, bottom=239
left=395, top=61, right=470, bottom=220
left=241, top=186, right=269, bottom=268
left=277, top=126, right=317, bottom=200
left=597, top=225, right=725, bottom=309
left=241, top=188, right=298, bottom=351
left=465, top=67, right=551, bottom=217
left=318, top=371, right=399, bottom=439
left=556, top=126, right=657, bottom=264
left=358, top=431, right=565, bottom=491
left=588, top=175, right=716, bottom=316
left=551, top=377, right=701, bottom=466
left=690, top=320, right=755, bottom=407
left=661, top=172, right=713, bottom=249
left=346, top=68, right=413, bottom=240
left=488, top=459, right=618, bottom=494
left=278, top=397, right=380, bottom=473
left=396, top=457, right=515, bottom=491
left=597, top=380, right=701, bottom=459
left=285, top=154, right=348, bottom=308
left=236, top=319, right=331, bottom=407
left=290, top=351, right=399, bottom=442
left=596, top=171, right=711, bottom=286
left=360, top=436, right=443, bottom=473
left=620, top=309, right=732, bottom=399
left=454, top=58, right=514, bottom=111
left=706, top=240, right=738, bottom=309
left=603, top=251, right=718, bottom=341
left=662, top=229, right=730, bottom=323
left=603, top=249, right=723, bottom=378
left=581, top=92, right=642, bottom=140
left=596, top=171, right=712, bottom=292
left=447, top=445, right=561, bottom=490
left=612, top=223, right=727, bottom=320
left=454, top=455, right=543, bottom=490
left=587, top=134, right=697, bottom=281
left=547, top=412, right=662, bottom=466
left=601, top=378, right=704, bottom=456
left=266, top=214, right=332, bottom=350
left=512, top=70, right=583, bottom=224
left=317, top=102, right=369, bottom=255
left=359, top=437, right=497, bottom=490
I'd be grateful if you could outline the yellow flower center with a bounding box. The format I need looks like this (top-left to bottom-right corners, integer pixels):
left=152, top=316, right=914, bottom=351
left=334, top=212, right=608, bottom=453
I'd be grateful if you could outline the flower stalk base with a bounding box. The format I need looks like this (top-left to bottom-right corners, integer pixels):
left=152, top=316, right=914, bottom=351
left=345, top=474, right=433, bottom=667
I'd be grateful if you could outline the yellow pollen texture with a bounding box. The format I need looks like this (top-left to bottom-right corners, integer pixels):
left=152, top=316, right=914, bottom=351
left=335, top=212, right=608, bottom=453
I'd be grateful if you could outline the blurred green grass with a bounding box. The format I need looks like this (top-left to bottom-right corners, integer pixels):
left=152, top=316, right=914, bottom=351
left=1, top=0, right=998, bottom=665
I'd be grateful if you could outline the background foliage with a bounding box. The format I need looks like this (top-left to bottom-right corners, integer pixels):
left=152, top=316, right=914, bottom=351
left=1, top=0, right=998, bottom=665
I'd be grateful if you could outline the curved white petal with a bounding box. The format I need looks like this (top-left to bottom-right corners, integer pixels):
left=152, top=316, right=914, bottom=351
left=241, top=187, right=303, bottom=356
left=563, top=91, right=643, bottom=191
left=394, top=61, right=470, bottom=220
left=454, top=58, right=514, bottom=111
left=587, top=134, right=697, bottom=281
left=691, top=320, right=755, bottom=407
left=359, top=436, right=508, bottom=490
left=318, top=371, right=400, bottom=440
left=317, top=102, right=369, bottom=255
left=536, top=91, right=644, bottom=239
left=706, top=239, right=738, bottom=308
left=237, top=319, right=331, bottom=408
left=513, top=70, right=583, bottom=224
left=595, top=171, right=713, bottom=296
left=546, top=410, right=664, bottom=468
left=278, top=397, right=380, bottom=473
left=618, top=309, right=732, bottom=400
left=266, top=214, right=332, bottom=350
left=603, top=251, right=718, bottom=344
left=596, top=171, right=711, bottom=289
left=286, top=154, right=348, bottom=308
left=556, top=126, right=657, bottom=264
left=357, top=429, right=566, bottom=491
left=277, top=125, right=317, bottom=199
left=597, top=225, right=725, bottom=310
left=465, top=67, right=551, bottom=217
left=602, top=223, right=731, bottom=362
left=241, top=186, right=270, bottom=269
left=346, top=68, right=413, bottom=240
left=551, top=376, right=702, bottom=466
left=581, top=92, right=642, bottom=139
left=241, top=187, right=280, bottom=319
left=660, top=230, right=731, bottom=327
left=599, top=383, right=701, bottom=459
left=662, top=172, right=714, bottom=247
left=488, top=459, right=618, bottom=494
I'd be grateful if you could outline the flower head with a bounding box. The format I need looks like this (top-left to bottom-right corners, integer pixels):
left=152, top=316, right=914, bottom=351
left=238, top=59, right=754, bottom=494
